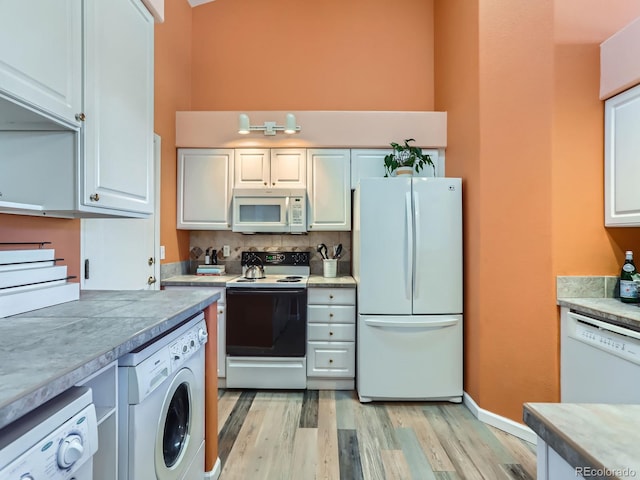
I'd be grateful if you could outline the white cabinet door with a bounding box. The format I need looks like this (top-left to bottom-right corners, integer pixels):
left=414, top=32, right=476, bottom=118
left=0, top=0, right=82, bottom=128
left=234, top=149, right=270, bottom=188
left=307, top=149, right=351, bottom=231
left=83, top=0, right=154, bottom=215
left=605, top=84, right=640, bottom=226
left=350, top=148, right=442, bottom=189
left=270, top=149, right=306, bottom=188
left=177, top=149, right=233, bottom=230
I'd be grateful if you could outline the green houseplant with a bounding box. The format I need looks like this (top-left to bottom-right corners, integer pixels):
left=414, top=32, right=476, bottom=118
left=383, top=138, right=434, bottom=177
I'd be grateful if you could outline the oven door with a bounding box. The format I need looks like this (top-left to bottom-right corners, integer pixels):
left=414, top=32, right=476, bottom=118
left=226, top=288, right=307, bottom=356
left=232, top=195, right=289, bottom=233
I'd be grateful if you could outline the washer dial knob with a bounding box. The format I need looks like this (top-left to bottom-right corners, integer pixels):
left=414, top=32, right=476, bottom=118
left=57, top=433, right=84, bottom=468
left=198, top=328, right=208, bottom=344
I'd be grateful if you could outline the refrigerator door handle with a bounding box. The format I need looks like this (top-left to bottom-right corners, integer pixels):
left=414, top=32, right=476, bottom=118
left=405, top=191, right=413, bottom=301
left=364, top=318, right=459, bottom=329
left=413, top=190, right=420, bottom=298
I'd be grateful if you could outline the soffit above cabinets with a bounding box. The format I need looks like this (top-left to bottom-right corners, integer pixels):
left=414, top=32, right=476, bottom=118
left=175, top=111, right=447, bottom=149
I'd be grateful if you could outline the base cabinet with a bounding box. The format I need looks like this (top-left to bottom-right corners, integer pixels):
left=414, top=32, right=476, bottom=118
left=306, top=287, right=356, bottom=389
left=536, top=439, right=585, bottom=480
left=76, top=361, right=118, bottom=480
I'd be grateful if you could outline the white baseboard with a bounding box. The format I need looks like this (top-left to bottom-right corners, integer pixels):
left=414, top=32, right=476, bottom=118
left=463, top=392, right=537, bottom=444
left=204, top=457, right=221, bottom=480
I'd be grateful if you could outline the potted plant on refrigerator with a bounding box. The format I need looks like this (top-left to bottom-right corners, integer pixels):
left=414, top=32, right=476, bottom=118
left=383, top=138, right=434, bottom=177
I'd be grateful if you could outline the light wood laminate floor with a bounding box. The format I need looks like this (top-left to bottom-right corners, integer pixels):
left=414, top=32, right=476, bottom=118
left=217, top=389, right=536, bottom=480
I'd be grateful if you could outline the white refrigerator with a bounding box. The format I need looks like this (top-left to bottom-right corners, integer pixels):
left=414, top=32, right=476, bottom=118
left=353, top=177, right=463, bottom=402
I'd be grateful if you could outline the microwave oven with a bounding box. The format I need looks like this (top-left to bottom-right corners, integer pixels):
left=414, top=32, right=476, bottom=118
left=232, top=189, right=307, bottom=233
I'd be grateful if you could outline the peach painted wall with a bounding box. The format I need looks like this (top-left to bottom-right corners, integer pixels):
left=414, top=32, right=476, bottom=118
left=436, top=0, right=640, bottom=422
left=0, top=215, right=81, bottom=280
left=190, top=0, right=435, bottom=111
left=155, top=0, right=193, bottom=264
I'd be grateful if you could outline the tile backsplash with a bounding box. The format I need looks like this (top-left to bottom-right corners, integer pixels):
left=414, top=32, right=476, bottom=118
left=189, top=231, right=351, bottom=275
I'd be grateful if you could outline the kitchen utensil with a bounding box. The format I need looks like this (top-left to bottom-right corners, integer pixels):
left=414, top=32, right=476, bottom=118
left=211, top=249, right=218, bottom=265
left=317, top=244, right=328, bottom=260
left=334, top=243, right=342, bottom=259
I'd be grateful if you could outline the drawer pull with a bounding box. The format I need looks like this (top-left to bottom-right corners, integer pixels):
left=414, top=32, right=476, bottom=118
left=329, top=331, right=334, bottom=336
left=329, top=294, right=334, bottom=299
left=329, top=313, right=334, bottom=318
left=219, top=310, right=223, bottom=314
left=329, top=359, right=333, bottom=364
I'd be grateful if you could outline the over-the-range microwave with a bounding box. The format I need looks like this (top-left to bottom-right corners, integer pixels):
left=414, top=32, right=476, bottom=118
left=231, top=188, right=307, bottom=234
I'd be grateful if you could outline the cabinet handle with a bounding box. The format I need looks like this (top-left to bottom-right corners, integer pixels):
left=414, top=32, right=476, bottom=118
left=329, top=359, right=333, bottom=364
left=329, top=294, right=334, bottom=299
left=329, top=331, right=334, bottom=336
left=75, top=112, right=86, bottom=121
left=264, top=182, right=267, bottom=186
left=329, top=313, right=334, bottom=318
left=90, top=193, right=100, bottom=202
left=147, top=276, right=156, bottom=285
left=272, top=182, right=276, bottom=186
left=148, top=257, right=154, bottom=266
left=219, top=309, right=223, bottom=314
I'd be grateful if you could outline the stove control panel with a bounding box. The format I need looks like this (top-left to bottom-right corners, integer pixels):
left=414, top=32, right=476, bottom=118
left=241, top=251, right=310, bottom=266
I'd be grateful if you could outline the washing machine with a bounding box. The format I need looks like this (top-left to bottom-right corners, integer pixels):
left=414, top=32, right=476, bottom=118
left=0, top=386, right=98, bottom=479
left=118, top=312, right=208, bottom=480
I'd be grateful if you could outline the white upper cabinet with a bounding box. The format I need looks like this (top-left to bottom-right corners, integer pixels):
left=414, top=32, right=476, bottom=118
left=177, top=149, right=234, bottom=230
left=307, top=149, right=351, bottom=231
left=82, top=0, right=155, bottom=215
left=234, top=148, right=306, bottom=189
left=605, top=83, right=640, bottom=226
left=350, top=148, right=443, bottom=189
left=0, top=0, right=82, bottom=128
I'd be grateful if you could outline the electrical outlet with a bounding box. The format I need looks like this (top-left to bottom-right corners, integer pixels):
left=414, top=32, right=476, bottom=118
left=160, top=245, right=166, bottom=260
left=223, top=245, right=230, bottom=257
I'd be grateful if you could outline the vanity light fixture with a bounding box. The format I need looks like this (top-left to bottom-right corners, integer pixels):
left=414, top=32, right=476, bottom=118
left=237, top=113, right=301, bottom=136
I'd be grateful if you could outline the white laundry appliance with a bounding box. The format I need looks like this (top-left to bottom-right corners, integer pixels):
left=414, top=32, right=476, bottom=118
left=118, top=312, right=208, bottom=480
left=353, top=177, right=463, bottom=402
left=0, top=386, right=98, bottom=479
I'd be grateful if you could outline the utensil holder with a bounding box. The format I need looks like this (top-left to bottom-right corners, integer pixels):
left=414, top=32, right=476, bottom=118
left=323, top=259, right=337, bottom=278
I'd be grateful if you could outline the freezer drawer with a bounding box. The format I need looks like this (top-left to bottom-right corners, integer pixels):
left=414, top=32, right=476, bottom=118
left=357, top=314, right=463, bottom=401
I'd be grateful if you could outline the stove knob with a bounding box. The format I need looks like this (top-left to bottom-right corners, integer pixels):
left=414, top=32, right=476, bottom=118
left=57, top=433, right=84, bottom=468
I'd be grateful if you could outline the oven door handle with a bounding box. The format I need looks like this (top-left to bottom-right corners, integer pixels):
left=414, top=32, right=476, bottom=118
left=227, top=288, right=305, bottom=295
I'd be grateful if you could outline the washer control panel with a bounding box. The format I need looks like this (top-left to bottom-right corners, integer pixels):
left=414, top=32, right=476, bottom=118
left=0, top=404, right=97, bottom=479
left=169, top=323, right=208, bottom=370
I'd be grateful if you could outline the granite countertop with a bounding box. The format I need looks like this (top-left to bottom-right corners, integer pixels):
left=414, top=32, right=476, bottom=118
left=557, top=297, right=640, bottom=331
left=524, top=403, right=640, bottom=478
left=162, top=274, right=239, bottom=287
left=0, top=289, right=220, bottom=430
left=307, top=275, right=356, bottom=287
left=162, top=274, right=356, bottom=288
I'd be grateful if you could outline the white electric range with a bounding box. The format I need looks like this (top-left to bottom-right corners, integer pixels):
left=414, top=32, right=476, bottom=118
left=225, top=251, right=310, bottom=389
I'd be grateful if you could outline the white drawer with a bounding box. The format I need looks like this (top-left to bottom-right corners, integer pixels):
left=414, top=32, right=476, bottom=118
left=307, top=305, right=355, bottom=324
left=307, top=341, right=355, bottom=377
left=308, top=323, right=355, bottom=342
left=308, top=287, right=355, bottom=305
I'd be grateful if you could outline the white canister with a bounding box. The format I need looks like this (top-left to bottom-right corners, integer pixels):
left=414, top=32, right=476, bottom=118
left=323, top=259, right=337, bottom=278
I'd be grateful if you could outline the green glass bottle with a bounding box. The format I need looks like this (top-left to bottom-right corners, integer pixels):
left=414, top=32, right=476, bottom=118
left=620, top=250, right=638, bottom=303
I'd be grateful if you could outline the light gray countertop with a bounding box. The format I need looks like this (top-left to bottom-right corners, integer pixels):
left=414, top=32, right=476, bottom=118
left=557, top=297, right=640, bottom=331
left=307, top=275, right=356, bottom=287
left=162, top=274, right=239, bottom=287
left=0, top=289, right=220, bottom=430
left=161, top=274, right=357, bottom=288
left=524, top=403, right=640, bottom=478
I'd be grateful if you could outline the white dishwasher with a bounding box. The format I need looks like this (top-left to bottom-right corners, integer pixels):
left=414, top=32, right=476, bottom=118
left=561, top=308, right=640, bottom=403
